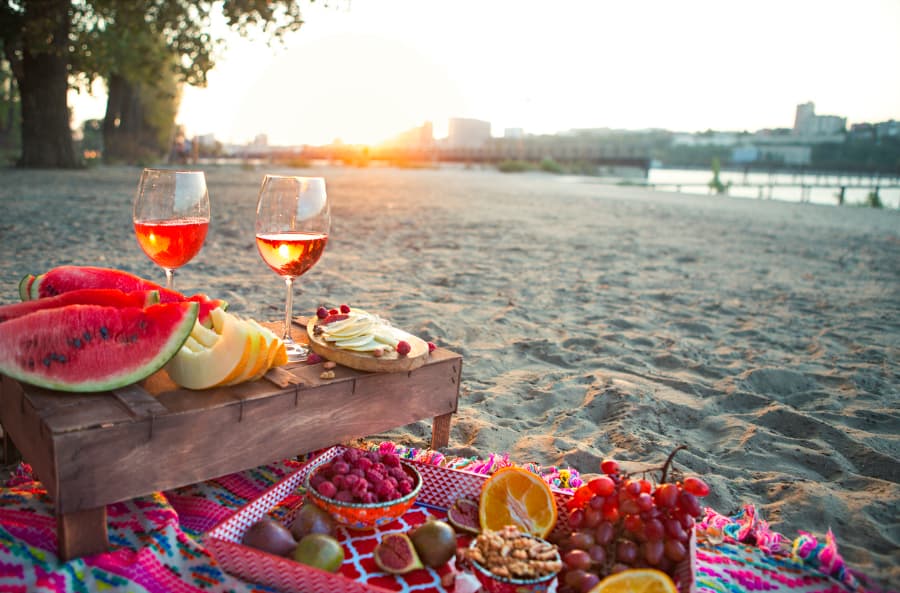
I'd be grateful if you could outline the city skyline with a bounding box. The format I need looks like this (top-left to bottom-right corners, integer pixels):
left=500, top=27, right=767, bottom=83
left=70, top=0, right=900, bottom=146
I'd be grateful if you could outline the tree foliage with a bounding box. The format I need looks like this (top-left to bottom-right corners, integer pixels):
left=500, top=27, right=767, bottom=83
left=0, top=0, right=313, bottom=167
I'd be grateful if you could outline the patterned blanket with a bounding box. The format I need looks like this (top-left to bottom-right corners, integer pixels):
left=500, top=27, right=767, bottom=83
left=0, top=448, right=878, bottom=593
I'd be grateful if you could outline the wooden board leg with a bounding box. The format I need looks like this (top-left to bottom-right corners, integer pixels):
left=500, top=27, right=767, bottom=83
left=58, top=507, right=109, bottom=560
left=431, top=412, right=452, bottom=450
left=2, top=430, right=21, bottom=465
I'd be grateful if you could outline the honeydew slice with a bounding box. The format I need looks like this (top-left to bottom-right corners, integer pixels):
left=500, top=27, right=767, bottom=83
left=182, top=336, right=205, bottom=353
left=220, top=322, right=267, bottom=386
left=191, top=321, right=220, bottom=348
left=165, top=308, right=253, bottom=390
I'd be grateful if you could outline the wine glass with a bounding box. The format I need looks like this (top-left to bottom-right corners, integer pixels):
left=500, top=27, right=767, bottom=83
left=255, top=175, right=331, bottom=362
left=133, top=169, right=210, bottom=290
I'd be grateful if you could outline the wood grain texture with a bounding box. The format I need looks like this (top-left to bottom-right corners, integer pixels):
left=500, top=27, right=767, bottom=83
left=58, top=506, right=108, bottom=560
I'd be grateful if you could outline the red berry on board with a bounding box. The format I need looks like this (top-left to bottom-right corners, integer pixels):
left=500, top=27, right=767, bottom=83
left=427, top=341, right=436, bottom=353
left=316, top=306, right=328, bottom=319
left=329, top=308, right=339, bottom=315
left=306, top=353, right=323, bottom=364
left=600, top=459, right=619, bottom=475
left=320, top=313, right=349, bottom=325
left=340, top=304, right=351, bottom=313
left=396, top=340, right=411, bottom=356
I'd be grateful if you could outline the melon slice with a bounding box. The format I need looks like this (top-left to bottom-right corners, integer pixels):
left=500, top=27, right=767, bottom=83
left=0, top=302, right=197, bottom=393
left=0, top=289, right=159, bottom=323
left=219, top=329, right=266, bottom=386
left=165, top=308, right=253, bottom=390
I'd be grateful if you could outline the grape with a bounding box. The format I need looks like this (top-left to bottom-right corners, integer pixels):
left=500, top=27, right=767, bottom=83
left=564, top=569, right=589, bottom=588
left=587, top=544, right=606, bottom=565
left=664, top=517, right=687, bottom=542
left=642, top=540, right=664, bottom=566
left=569, top=531, right=595, bottom=550
left=578, top=572, right=601, bottom=593
left=679, top=490, right=702, bottom=517
left=594, top=521, right=615, bottom=545
left=600, top=459, right=619, bottom=475
left=615, top=539, right=638, bottom=564
left=664, top=539, right=687, bottom=562
left=636, top=492, right=654, bottom=512
left=583, top=507, right=601, bottom=529
left=588, top=476, right=616, bottom=497
left=623, top=479, right=641, bottom=498
left=564, top=549, right=592, bottom=571
left=568, top=508, right=585, bottom=529
left=620, top=499, right=640, bottom=516
left=638, top=479, right=652, bottom=494
left=589, top=494, right=605, bottom=510
left=683, top=476, right=710, bottom=497
left=654, top=483, right=679, bottom=508
left=610, top=563, right=630, bottom=574
left=623, top=514, right=642, bottom=534
left=644, top=518, right=664, bottom=541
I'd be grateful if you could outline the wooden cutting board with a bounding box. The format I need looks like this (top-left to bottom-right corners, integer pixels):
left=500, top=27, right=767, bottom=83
left=305, top=317, right=429, bottom=373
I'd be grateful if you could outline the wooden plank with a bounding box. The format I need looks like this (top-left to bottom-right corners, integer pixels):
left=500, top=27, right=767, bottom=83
left=58, top=506, right=109, bottom=560
left=431, top=412, right=452, bottom=449
left=0, top=375, right=59, bottom=500
left=50, top=354, right=461, bottom=513
left=112, top=383, right=168, bottom=419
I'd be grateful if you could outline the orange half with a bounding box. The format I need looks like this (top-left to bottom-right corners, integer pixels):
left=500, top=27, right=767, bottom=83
left=588, top=569, right=678, bottom=593
left=478, top=466, right=557, bottom=537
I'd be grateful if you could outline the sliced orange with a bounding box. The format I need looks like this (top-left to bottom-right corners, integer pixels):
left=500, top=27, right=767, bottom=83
left=478, top=466, right=557, bottom=537
left=588, top=569, right=678, bottom=593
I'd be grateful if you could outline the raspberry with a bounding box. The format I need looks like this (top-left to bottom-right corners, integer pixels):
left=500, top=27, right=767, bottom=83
left=427, top=341, right=436, bottom=353
left=376, top=480, right=398, bottom=501
left=329, top=308, right=339, bottom=315
left=343, top=473, right=360, bottom=488
left=306, top=353, right=323, bottom=365
left=397, top=479, right=413, bottom=496
left=382, top=453, right=400, bottom=468
left=332, top=461, right=349, bottom=475
left=351, top=478, right=369, bottom=500
left=316, top=480, right=337, bottom=498
left=320, top=313, right=349, bottom=325
left=343, top=448, right=361, bottom=464
left=335, top=490, right=354, bottom=503
left=356, top=457, right=373, bottom=472
left=316, top=306, right=328, bottom=319
left=396, top=340, right=411, bottom=356
left=340, top=304, right=351, bottom=313
left=332, top=474, right=346, bottom=490
left=310, top=473, right=326, bottom=489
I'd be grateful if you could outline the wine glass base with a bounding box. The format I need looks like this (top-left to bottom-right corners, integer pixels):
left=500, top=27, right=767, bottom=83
left=284, top=342, right=309, bottom=363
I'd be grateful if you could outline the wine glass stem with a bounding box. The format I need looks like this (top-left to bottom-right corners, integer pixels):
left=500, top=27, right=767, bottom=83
left=283, top=276, right=294, bottom=343
left=165, top=268, right=175, bottom=290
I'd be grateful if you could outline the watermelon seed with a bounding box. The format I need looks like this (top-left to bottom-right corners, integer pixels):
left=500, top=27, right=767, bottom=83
left=83, top=331, right=92, bottom=342
left=43, top=357, right=51, bottom=367
left=100, top=327, right=109, bottom=340
left=68, top=337, right=83, bottom=349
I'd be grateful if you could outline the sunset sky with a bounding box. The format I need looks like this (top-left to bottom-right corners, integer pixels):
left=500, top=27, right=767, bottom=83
left=73, top=0, right=900, bottom=146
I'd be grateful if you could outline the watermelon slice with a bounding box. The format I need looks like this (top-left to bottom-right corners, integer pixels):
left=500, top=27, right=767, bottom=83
left=0, top=301, right=197, bottom=392
left=26, top=265, right=226, bottom=326
left=0, top=289, right=159, bottom=323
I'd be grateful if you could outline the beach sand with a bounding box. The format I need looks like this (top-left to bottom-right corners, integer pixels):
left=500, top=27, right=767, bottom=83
left=1, top=164, right=897, bottom=587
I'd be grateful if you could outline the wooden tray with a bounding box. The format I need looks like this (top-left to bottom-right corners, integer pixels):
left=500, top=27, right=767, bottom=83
left=305, top=317, right=429, bottom=373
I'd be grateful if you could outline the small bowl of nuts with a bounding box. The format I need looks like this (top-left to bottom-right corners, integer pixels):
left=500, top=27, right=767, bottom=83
left=460, top=525, right=562, bottom=593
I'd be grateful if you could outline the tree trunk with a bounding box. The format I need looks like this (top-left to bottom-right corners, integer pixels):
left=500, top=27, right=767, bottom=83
left=17, top=0, right=79, bottom=168
left=103, top=74, right=162, bottom=164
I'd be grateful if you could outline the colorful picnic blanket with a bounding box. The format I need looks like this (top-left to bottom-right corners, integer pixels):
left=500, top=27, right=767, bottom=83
left=0, top=448, right=882, bottom=593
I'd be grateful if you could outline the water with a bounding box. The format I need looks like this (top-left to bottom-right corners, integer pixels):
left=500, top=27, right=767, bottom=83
left=647, top=167, right=900, bottom=209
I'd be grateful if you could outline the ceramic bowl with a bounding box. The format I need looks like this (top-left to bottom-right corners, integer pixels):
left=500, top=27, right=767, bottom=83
left=305, top=459, right=422, bottom=530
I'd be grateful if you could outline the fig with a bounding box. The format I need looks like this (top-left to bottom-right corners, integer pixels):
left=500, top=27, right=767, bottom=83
left=293, top=533, right=345, bottom=572
left=409, top=520, right=458, bottom=568
left=447, top=498, right=480, bottom=534
left=373, top=533, right=423, bottom=574
left=242, top=518, right=296, bottom=557
left=291, top=503, right=337, bottom=540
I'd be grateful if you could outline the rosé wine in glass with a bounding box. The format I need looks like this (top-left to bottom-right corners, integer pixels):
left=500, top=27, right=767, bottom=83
left=133, top=169, right=210, bottom=289
left=255, top=175, right=330, bottom=362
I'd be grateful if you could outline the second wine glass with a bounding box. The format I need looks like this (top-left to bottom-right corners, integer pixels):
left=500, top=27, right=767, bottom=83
left=255, top=175, right=331, bottom=362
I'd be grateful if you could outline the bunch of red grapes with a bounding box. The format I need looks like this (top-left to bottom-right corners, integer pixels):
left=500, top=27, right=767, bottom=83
left=554, top=457, right=710, bottom=593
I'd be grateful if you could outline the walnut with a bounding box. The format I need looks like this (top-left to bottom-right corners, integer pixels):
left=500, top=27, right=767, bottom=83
left=461, top=526, right=562, bottom=580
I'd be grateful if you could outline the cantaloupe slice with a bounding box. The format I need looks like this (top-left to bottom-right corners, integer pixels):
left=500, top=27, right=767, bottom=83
left=219, top=323, right=266, bottom=386
left=165, top=308, right=252, bottom=390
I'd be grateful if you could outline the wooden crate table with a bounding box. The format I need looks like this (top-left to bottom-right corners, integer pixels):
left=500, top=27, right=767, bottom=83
left=0, top=321, right=461, bottom=561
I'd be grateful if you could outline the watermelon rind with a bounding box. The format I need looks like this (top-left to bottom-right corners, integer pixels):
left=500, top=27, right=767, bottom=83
left=18, top=274, right=35, bottom=301
left=0, top=301, right=198, bottom=393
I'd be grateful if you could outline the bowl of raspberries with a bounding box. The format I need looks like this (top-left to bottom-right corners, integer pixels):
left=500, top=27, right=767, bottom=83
left=305, top=448, right=423, bottom=530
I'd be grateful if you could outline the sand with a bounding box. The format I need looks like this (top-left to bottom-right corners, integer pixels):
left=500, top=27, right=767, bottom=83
left=0, top=164, right=897, bottom=587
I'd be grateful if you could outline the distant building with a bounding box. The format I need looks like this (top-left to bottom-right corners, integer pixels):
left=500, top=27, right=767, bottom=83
left=758, top=144, right=812, bottom=165
left=793, top=102, right=846, bottom=137
left=251, top=133, right=268, bottom=147
left=384, top=121, right=434, bottom=149
left=504, top=128, right=524, bottom=139
left=447, top=117, right=491, bottom=149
